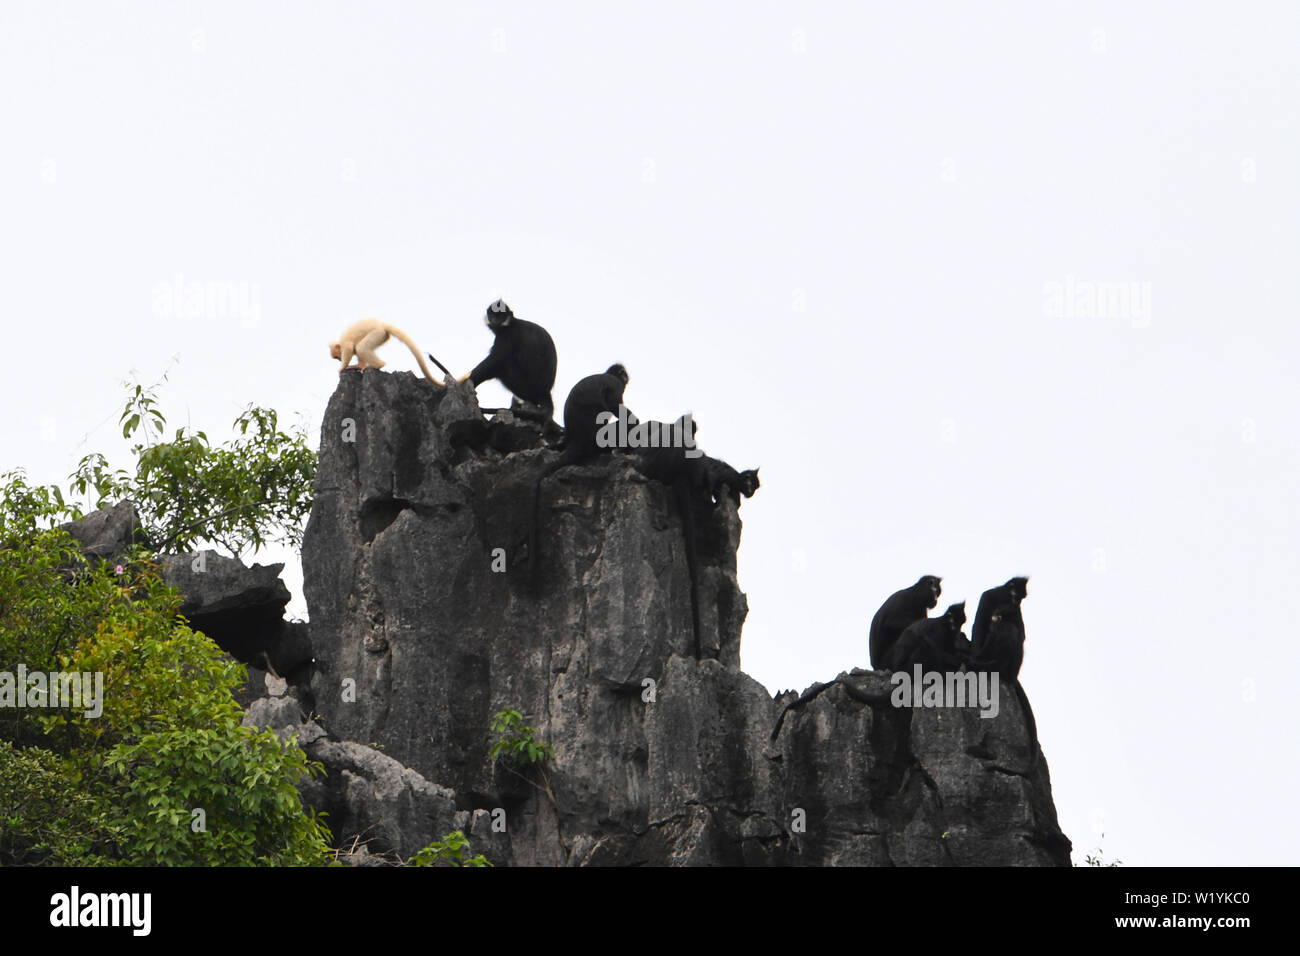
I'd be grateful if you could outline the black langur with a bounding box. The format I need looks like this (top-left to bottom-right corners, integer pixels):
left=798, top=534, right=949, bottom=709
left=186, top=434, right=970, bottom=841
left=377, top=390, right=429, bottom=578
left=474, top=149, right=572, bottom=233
left=633, top=415, right=760, bottom=508
left=886, top=602, right=967, bottom=672
left=700, top=457, right=761, bottom=507
left=868, top=575, right=942, bottom=670
left=970, top=577, right=1028, bottom=661
left=562, top=364, right=629, bottom=456
left=460, top=299, right=559, bottom=420
left=972, top=589, right=1040, bottom=769
left=978, top=604, right=1025, bottom=680
left=949, top=622, right=974, bottom=669
left=632, top=416, right=701, bottom=487
left=527, top=364, right=629, bottom=583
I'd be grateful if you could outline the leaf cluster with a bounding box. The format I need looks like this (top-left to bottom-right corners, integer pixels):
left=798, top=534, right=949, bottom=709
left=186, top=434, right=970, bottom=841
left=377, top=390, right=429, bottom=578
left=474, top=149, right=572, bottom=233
left=488, top=708, right=553, bottom=766
left=1076, top=832, right=1124, bottom=867
left=0, top=516, right=331, bottom=865
left=407, top=830, right=492, bottom=868
left=66, top=378, right=316, bottom=555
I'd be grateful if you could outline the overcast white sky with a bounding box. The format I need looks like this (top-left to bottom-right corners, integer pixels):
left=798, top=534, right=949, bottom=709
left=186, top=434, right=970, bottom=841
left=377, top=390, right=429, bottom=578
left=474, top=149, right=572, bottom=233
left=2, top=1, right=1296, bottom=866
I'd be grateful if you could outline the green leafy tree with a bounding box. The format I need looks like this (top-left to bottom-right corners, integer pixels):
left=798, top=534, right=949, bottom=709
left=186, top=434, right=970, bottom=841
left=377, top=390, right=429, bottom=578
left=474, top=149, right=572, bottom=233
left=489, top=708, right=557, bottom=811
left=67, top=376, right=316, bottom=555
left=489, top=709, right=554, bottom=765
left=0, top=522, right=332, bottom=864
left=0, top=740, right=121, bottom=865
left=0, top=386, right=330, bottom=865
left=407, top=830, right=492, bottom=868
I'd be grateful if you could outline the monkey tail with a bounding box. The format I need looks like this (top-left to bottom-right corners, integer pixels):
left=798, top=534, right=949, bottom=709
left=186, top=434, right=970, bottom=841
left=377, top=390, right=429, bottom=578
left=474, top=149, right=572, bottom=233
left=387, top=326, right=445, bottom=385
left=527, top=456, right=568, bottom=586
left=527, top=470, right=546, bottom=587
left=674, top=480, right=702, bottom=659
left=1012, top=679, right=1041, bottom=770
left=769, top=680, right=835, bottom=741
left=770, top=705, right=791, bottom=742
left=425, top=351, right=452, bottom=378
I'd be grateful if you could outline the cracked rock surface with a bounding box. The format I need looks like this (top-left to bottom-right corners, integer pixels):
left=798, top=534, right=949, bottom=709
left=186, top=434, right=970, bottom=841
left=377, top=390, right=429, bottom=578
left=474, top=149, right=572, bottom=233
left=296, top=371, right=1071, bottom=865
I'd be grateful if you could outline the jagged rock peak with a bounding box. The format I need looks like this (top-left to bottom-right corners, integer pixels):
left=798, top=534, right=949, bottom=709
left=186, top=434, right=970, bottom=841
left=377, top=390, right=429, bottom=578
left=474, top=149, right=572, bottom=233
left=280, top=370, right=1070, bottom=865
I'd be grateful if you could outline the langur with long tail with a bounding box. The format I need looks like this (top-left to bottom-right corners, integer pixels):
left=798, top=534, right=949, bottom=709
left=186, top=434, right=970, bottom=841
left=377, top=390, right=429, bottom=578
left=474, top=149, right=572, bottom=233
left=329, top=318, right=444, bottom=384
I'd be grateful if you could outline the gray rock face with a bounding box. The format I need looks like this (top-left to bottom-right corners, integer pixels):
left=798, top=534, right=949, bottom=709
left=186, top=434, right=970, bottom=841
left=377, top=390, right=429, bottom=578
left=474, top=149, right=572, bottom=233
left=300, top=370, right=1071, bottom=865
left=60, top=504, right=317, bottom=706
left=157, top=552, right=311, bottom=686
left=158, top=551, right=291, bottom=618
left=769, top=671, right=1068, bottom=865
left=298, top=739, right=465, bottom=861
left=60, top=500, right=142, bottom=562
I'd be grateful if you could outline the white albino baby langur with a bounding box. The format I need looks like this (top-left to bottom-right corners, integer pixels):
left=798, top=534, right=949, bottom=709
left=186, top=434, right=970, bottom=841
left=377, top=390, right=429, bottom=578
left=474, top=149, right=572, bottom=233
left=329, top=318, right=444, bottom=384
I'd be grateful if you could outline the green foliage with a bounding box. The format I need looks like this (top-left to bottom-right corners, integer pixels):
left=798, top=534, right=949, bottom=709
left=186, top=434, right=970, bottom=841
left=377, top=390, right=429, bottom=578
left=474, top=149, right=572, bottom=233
left=0, top=529, right=149, bottom=738
left=407, top=830, right=492, bottom=868
left=1077, top=833, right=1124, bottom=867
left=0, top=503, right=331, bottom=865
left=0, top=741, right=120, bottom=865
left=488, top=708, right=558, bottom=813
left=489, top=709, right=553, bottom=766
left=0, top=471, right=79, bottom=542
left=103, top=723, right=330, bottom=866
left=67, top=376, right=316, bottom=555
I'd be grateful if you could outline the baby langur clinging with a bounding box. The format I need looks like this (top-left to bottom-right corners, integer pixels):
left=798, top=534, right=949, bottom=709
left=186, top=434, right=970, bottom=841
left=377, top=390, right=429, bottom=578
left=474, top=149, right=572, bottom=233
left=329, top=318, right=445, bottom=384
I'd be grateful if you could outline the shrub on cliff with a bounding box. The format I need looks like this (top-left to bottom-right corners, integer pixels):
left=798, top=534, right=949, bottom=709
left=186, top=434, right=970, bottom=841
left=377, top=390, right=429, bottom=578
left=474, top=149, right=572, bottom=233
left=0, top=380, right=329, bottom=865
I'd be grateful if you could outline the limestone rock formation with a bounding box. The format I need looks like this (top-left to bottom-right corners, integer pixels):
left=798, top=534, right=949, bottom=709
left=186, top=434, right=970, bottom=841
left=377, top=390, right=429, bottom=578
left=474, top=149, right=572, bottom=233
left=289, top=371, right=1071, bottom=865
left=59, top=499, right=142, bottom=563
left=56, top=373, right=1072, bottom=865
left=57, top=504, right=310, bottom=705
